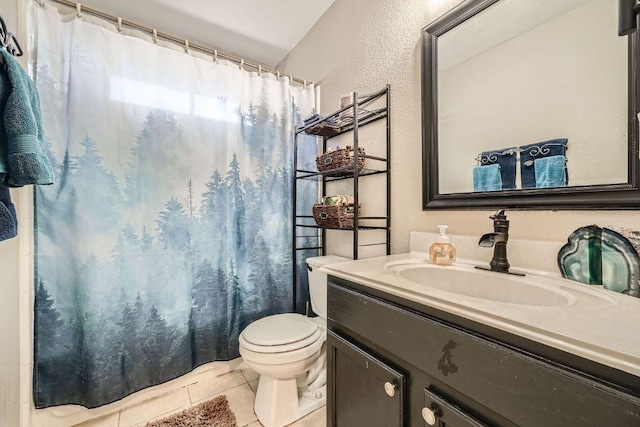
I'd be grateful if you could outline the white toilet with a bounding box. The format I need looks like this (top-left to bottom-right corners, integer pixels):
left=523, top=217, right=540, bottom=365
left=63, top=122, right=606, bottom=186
left=239, top=255, right=348, bottom=427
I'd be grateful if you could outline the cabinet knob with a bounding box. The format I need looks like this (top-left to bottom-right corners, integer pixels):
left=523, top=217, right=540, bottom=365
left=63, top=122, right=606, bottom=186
left=383, top=381, right=396, bottom=397
left=422, top=405, right=442, bottom=425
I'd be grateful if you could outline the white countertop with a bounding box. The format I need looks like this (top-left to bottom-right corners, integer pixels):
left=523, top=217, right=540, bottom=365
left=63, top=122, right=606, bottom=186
left=321, top=252, right=640, bottom=378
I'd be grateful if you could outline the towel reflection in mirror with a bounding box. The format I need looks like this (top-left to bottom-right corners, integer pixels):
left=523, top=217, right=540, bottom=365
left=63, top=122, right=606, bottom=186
left=472, top=139, right=568, bottom=191
left=520, top=138, right=568, bottom=188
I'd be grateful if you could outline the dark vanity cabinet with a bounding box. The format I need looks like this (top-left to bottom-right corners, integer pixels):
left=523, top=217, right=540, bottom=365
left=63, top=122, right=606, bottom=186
left=326, top=277, right=640, bottom=426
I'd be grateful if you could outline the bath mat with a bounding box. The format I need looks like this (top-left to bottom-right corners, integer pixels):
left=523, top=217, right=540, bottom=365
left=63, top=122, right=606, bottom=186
left=146, top=395, right=237, bottom=427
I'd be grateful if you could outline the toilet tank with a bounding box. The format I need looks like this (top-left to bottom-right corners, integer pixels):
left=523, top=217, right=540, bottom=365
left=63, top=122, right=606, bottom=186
left=306, top=255, right=349, bottom=320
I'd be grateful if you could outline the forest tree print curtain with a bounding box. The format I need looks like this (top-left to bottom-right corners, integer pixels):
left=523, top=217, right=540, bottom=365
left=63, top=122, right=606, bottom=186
left=31, top=4, right=316, bottom=408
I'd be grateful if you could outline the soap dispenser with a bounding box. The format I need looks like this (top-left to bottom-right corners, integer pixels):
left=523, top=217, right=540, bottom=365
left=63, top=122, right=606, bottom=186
left=429, top=225, right=456, bottom=266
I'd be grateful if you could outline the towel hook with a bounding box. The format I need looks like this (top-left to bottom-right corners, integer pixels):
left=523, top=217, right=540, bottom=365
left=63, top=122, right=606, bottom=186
left=0, top=18, right=23, bottom=57
left=0, top=15, right=7, bottom=44
left=116, top=17, right=122, bottom=32
left=75, top=3, right=82, bottom=18
left=0, top=16, right=20, bottom=58
left=8, top=34, right=22, bottom=56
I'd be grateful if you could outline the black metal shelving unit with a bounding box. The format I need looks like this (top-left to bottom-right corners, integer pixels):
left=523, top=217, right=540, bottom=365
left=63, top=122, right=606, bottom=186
left=292, top=85, right=390, bottom=308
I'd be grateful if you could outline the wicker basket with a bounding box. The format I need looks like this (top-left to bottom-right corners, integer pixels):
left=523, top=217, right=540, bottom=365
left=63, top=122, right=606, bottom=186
left=312, top=204, right=358, bottom=229
left=305, top=122, right=341, bottom=137
left=316, top=146, right=365, bottom=176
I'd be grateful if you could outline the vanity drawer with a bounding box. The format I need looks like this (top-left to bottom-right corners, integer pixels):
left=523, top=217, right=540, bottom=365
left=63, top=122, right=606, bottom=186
left=328, top=280, right=640, bottom=427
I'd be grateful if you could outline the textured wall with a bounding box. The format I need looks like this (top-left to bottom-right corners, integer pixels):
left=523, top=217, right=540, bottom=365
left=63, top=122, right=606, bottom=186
left=278, top=0, right=640, bottom=256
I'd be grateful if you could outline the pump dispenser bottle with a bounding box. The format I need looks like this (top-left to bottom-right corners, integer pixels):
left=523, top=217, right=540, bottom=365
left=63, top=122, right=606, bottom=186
left=429, top=225, right=456, bottom=266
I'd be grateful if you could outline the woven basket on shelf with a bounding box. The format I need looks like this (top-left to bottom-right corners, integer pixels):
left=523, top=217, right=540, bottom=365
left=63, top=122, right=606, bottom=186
left=316, top=146, right=365, bottom=176
left=304, top=122, right=341, bottom=137
left=312, top=204, right=359, bottom=229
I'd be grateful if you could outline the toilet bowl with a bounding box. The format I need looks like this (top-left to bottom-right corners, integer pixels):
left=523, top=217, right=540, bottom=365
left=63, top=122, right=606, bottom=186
left=238, top=255, right=348, bottom=427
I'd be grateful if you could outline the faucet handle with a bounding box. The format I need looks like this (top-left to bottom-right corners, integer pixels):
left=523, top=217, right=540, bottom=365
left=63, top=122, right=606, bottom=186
left=490, top=209, right=506, bottom=220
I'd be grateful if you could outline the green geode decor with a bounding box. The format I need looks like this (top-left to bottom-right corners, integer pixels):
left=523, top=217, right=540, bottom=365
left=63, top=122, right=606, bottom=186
left=558, top=225, right=640, bottom=297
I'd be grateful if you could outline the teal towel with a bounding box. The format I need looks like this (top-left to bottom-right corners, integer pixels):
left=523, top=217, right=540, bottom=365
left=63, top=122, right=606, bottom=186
left=534, top=155, right=566, bottom=188
left=0, top=186, right=16, bottom=241
left=0, top=50, right=54, bottom=187
left=473, top=164, right=502, bottom=192
left=0, top=61, right=10, bottom=183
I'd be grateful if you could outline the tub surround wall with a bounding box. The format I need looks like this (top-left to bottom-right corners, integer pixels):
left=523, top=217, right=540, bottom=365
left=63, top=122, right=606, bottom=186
left=277, top=0, right=640, bottom=257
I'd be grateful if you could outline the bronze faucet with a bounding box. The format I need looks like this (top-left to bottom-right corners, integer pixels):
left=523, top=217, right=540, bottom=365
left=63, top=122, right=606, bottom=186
left=477, top=210, right=524, bottom=276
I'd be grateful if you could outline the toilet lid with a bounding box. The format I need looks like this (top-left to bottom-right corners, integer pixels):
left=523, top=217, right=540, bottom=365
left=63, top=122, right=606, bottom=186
left=240, top=313, right=321, bottom=353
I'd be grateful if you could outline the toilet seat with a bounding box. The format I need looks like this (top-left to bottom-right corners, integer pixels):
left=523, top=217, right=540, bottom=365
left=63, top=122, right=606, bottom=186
left=239, top=336, right=324, bottom=365
left=240, top=313, right=321, bottom=354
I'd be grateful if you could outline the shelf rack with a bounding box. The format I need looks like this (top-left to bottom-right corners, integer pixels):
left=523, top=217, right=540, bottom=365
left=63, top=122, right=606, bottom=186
left=292, top=85, right=391, bottom=309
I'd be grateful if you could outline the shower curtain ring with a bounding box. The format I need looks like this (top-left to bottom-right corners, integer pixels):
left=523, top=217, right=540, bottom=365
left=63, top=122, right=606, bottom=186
left=258, top=65, right=261, bottom=76
left=37, top=0, right=45, bottom=7
left=116, top=17, right=122, bottom=32
left=239, top=59, right=244, bottom=70
left=303, top=80, right=307, bottom=89
left=152, top=29, right=158, bottom=43
left=75, top=3, right=82, bottom=18
left=276, top=71, right=280, bottom=81
left=213, top=50, right=218, bottom=62
left=184, top=39, right=189, bottom=53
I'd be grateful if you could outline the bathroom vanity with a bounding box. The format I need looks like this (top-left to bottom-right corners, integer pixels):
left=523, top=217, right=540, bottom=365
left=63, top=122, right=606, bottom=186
left=324, top=256, right=640, bottom=426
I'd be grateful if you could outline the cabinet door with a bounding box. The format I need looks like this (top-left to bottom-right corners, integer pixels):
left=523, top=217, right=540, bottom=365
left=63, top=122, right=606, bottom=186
left=328, top=331, right=405, bottom=427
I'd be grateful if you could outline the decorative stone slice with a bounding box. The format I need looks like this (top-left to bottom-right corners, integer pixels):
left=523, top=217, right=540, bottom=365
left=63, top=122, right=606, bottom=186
left=558, top=225, right=640, bottom=297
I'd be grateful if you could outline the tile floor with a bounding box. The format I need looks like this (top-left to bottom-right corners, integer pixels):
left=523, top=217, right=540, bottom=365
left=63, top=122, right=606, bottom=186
left=74, top=365, right=326, bottom=427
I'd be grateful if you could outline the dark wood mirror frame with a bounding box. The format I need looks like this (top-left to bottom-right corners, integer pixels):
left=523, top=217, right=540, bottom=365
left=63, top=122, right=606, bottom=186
left=422, top=0, right=640, bottom=210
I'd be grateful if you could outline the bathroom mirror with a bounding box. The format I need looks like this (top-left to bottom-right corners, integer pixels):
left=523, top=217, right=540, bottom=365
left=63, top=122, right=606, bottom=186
left=422, top=0, right=640, bottom=209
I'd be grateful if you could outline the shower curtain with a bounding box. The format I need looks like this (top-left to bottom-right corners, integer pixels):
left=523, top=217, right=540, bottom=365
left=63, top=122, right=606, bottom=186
left=31, top=3, right=316, bottom=408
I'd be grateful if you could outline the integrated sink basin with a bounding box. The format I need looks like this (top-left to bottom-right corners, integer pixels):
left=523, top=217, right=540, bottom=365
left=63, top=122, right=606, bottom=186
left=385, top=261, right=577, bottom=307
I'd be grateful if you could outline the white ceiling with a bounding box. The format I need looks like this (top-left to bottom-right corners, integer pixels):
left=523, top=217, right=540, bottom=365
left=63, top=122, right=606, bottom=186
left=79, top=0, right=335, bottom=67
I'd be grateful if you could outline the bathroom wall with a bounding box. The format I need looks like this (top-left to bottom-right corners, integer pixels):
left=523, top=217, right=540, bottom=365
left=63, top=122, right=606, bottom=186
left=278, top=0, right=640, bottom=257
left=0, top=204, right=22, bottom=423
left=0, top=5, right=23, bottom=427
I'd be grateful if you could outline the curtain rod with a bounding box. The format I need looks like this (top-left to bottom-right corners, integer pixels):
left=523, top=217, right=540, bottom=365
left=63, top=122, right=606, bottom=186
left=36, top=0, right=311, bottom=86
